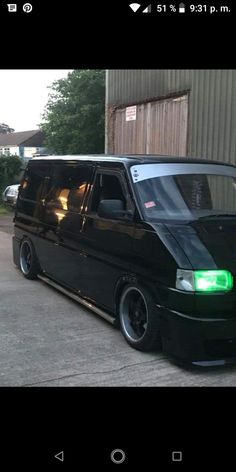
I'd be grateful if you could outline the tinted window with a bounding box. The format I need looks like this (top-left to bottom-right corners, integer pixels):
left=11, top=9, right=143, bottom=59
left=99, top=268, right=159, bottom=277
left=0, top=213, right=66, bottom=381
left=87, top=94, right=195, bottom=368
left=45, top=165, right=92, bottom=214
left=90, top=173, right=126, bottom=213
left=20, top=165, right=50, bottom=202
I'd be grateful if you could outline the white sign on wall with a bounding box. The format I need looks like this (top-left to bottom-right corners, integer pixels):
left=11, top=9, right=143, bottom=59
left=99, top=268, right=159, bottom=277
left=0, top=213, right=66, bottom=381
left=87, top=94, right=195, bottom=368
left=125, top=105, right=137, bottom=121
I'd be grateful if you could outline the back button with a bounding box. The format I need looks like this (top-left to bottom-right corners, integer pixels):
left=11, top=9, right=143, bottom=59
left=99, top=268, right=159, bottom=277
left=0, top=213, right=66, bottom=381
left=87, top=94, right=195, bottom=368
left=54, top=451, right=64, bottom=462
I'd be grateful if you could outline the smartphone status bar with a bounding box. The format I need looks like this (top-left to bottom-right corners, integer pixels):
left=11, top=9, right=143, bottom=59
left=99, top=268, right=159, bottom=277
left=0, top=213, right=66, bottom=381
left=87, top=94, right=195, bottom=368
left=129, top=3, right=232, bottom=15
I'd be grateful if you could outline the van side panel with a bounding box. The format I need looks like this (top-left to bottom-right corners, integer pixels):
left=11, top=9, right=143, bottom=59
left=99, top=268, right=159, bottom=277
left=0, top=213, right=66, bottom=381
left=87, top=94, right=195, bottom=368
left=31, top=164, right=94, bottom=286
left=79, top=214, right=135, bottom=311
left=14, top=162, right=52, bottom=266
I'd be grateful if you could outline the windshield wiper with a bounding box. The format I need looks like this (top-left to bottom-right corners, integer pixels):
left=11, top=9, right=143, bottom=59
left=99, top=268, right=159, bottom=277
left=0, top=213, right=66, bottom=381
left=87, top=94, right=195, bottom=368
left=198, top=213, right=236, bottom=220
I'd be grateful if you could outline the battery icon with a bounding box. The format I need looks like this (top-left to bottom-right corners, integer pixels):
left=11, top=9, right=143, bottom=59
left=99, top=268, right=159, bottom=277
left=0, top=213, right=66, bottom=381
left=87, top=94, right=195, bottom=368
left=179, top=3, right=185, bottom=13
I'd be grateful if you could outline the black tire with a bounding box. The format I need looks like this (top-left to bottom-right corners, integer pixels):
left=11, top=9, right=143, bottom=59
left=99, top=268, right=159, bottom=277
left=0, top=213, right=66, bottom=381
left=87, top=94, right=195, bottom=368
left=119, top=284, right=162, bottom=352
left=19, top=238, right=40, bottom=280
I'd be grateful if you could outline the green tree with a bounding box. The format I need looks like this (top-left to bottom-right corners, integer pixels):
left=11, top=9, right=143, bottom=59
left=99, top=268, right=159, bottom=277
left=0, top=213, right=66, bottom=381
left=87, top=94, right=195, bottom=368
left=41, top=70, right=105, bottom=154
left=0, top=155, right=22, bottom=195
left=0, top=123, right=15, bottom=134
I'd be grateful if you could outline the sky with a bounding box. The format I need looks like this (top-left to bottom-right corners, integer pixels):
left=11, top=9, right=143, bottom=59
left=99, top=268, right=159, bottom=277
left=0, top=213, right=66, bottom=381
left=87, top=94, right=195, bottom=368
left=0, top=70, right=73, bottom=132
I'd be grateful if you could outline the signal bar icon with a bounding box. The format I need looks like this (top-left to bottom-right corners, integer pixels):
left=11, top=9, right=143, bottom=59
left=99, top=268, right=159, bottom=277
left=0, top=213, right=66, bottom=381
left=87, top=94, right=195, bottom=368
left=143, top=4, right=151, bottom=13
left=129, top=3, right=141, bottom=12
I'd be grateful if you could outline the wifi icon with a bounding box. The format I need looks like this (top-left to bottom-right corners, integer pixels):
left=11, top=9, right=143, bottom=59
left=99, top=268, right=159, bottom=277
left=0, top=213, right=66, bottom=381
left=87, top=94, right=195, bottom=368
left=129, top=3, right=141, bottom=12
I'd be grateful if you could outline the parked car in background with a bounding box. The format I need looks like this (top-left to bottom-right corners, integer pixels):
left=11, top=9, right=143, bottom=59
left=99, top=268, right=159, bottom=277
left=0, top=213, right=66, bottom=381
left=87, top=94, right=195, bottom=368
left=2, top=184, right=20, bottom=207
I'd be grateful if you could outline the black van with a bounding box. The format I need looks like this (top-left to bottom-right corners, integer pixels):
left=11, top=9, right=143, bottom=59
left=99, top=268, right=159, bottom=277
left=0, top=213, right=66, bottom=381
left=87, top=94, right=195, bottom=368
left=12, top=155, right=236, bottom=366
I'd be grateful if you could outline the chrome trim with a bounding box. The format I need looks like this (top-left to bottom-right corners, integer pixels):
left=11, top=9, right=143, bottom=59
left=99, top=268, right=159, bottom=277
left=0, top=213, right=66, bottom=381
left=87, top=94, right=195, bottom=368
left=37, top=274, right=116, bottom=324
left=20, top=240, right=31, bottom=275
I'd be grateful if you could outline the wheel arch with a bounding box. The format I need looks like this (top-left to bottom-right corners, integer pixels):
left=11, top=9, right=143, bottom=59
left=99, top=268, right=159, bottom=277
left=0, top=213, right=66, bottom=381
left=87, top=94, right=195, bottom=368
left=114, top=274, right=158, bottom=318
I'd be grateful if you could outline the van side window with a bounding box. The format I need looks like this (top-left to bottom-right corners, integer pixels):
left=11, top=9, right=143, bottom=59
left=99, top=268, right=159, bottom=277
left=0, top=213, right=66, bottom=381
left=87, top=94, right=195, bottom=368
left=90, top=173, right=126, bottom=213
left=20, top=165, right=50, bottom=202
left=45, top=165, right=91, bottom=213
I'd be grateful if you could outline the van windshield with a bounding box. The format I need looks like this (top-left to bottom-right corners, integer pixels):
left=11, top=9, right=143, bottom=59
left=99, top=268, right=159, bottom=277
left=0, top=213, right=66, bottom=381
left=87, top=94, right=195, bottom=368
left=130, top=163, right=236, bottom=221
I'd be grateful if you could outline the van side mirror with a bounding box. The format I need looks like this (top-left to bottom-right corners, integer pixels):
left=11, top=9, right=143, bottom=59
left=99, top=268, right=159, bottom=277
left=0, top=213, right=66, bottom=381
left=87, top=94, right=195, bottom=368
left=97, top=199, right=132, bottom=220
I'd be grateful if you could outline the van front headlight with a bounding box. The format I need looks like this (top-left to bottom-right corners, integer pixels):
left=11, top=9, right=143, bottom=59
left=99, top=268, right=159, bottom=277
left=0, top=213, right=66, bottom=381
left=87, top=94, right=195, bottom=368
left=176, top=269, right=233, bottom=293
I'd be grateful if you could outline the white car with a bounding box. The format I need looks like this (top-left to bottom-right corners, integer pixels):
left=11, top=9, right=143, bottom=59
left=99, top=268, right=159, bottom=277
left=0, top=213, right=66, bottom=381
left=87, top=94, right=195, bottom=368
left=2, top=184, right=20, bottom=207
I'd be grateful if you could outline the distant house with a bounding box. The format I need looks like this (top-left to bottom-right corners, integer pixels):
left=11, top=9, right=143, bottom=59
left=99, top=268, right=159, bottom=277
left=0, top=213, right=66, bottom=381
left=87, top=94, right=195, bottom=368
left=0, top=129, right=47, bottom=162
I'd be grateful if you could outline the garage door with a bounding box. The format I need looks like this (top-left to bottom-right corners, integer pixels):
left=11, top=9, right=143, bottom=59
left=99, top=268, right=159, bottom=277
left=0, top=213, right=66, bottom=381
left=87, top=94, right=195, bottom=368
left=113, top=94, right=188, bottom=156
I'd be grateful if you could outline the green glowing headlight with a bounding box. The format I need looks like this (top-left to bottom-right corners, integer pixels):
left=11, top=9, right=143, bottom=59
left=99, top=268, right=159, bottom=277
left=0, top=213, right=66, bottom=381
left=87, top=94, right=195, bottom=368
left=194, top=270, right=233, bottom=292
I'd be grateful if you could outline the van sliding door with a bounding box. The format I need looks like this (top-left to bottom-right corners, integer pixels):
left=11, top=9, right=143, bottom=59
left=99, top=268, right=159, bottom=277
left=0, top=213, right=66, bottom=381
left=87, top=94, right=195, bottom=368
left=38, top=164, right=93, bottom=286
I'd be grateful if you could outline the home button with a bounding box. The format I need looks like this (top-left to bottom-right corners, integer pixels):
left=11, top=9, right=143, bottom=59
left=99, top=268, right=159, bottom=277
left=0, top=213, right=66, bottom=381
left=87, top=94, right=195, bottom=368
left=110, top=449, right=126, bottom=464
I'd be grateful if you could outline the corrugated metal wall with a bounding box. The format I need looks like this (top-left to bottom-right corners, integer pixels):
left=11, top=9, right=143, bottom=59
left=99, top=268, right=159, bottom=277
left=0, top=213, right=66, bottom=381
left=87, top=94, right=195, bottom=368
left=106, top=70, right=236, bottom=165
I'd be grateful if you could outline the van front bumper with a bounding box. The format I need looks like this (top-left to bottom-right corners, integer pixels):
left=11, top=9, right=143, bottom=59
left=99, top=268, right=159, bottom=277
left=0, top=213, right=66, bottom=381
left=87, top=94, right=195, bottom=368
left=159, top=305, right=236, bottom=366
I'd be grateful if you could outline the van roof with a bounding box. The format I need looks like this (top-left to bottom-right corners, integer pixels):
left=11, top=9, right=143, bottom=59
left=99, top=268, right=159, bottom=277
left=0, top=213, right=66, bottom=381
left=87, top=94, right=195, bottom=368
left=31, top=154, right=235, bottom=167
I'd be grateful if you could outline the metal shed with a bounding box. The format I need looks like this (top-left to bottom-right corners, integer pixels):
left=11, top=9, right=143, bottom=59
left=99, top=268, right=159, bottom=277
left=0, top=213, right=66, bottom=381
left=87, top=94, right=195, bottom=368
left=106, top=70, right=236, bottom=165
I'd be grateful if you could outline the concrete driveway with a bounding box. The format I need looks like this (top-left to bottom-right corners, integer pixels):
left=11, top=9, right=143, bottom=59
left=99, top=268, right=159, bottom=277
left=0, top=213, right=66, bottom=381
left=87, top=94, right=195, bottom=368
left=1, top=214, right=236, bottom=386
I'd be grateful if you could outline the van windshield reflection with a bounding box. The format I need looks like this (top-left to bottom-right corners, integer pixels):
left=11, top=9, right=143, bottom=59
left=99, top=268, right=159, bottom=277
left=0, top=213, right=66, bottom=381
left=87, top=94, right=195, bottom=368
left=132, top=170, right=236, bottom=221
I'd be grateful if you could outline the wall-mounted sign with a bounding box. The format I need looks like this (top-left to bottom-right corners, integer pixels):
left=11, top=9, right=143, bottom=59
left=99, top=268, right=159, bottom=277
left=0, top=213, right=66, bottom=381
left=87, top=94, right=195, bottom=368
left=126, top=105, right=137, bottom=121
